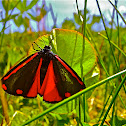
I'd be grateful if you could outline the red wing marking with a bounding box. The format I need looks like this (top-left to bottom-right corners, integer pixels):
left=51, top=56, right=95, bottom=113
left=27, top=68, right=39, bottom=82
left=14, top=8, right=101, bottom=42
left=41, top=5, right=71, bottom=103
left=2, top=84, right=7, bottom=90
left=39, top=60, right=62, bottom=102
left=65, top=92, right=71, bottom=97
left=16, top=89, right=23, bottom=94
left=55, top=55, right=83, bottom=85
left=26, top=58, right=42, bottom=97
left=3, top=53, right=38, bottom=81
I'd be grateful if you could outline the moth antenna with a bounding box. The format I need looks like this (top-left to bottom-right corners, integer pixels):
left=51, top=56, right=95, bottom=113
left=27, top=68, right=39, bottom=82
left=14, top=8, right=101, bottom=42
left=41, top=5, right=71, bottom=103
left=32, top=42, right=42, bottom=51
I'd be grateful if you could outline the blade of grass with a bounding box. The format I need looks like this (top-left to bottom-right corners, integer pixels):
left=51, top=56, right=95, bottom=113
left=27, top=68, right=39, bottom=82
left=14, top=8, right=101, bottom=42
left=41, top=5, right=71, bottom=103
left=108, top=0, right=126, bottom=25
left=75, top=0, right=79, bottom=16
left=76, top=0, right=87, bottom=123
left=86, top=26, right=126, bottom=120
left=96, top=2, right=126, bottom=113
left=109, top=1, right=115, bottom=40
left=115, top=0, right=120, bottom=63
left=100, top=74, right=126, bottom=126
left=111, top=102, right=116, bottom=126
left=82, top=0, right=87, bottom=122
left=98, top=33, right=126, bottom=57
left=79, top=97, right=81, bottom=125
left=98, top=87, right=114, bottom=122
left=99, top=33, right=126, bottom=94
left=0, top=80, right=9, bottom=125
left=21, top=69, right=126, bottom=126
left=83, top=93, right=86, bottom=122
left=96, top=0, right=119, bottom=70
left=98, top=84, right=126, bottom=122
left=106, top=3, right=116, bottom=112
left=111, top=2, right=120, bottom=124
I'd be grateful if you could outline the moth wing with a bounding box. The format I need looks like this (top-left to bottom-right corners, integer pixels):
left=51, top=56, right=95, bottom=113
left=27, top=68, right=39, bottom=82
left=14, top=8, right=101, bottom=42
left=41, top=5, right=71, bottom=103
left=2, top=53, right=41, bottom=97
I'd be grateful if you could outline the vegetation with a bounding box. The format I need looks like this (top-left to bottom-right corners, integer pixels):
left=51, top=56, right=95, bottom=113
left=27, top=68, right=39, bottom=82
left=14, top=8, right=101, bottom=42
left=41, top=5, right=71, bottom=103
left=0, top=0, right=126, bottom=126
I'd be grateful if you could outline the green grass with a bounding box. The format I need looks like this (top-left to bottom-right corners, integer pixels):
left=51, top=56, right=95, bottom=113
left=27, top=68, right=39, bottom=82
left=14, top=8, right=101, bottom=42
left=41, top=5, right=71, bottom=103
left=0, top=0, right=126, bottom=126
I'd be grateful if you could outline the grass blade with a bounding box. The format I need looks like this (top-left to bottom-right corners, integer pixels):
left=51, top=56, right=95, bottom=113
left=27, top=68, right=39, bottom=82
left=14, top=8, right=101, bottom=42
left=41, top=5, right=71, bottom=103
left=96, top=0, right=119, bottom=70
left=100, top=74, right=126, bottom=126
left=108, top=0, right=126, bottom=25
left=98, top=33, right=126, bottom=57
left=21, top=69, right=126, bottom=126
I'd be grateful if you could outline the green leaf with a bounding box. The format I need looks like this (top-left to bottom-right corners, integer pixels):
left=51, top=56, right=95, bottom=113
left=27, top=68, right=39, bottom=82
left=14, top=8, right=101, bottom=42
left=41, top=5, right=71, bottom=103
left=22, top=0, right=27, bottom=9
left=92, top=14, right=101, bottom=23
left=33, top=29, right=96, bottom=78
left=51, top=29, right=97, bottom=77
left=10, top=14, right=19, bottom=19
left=27, top=13, right=37, bottom=21
left=74, top=12, right=82, bottom=25
left=2, top=0, right=9, bottom=12
left=26, top=0, right=38, bottom=11
left=16, top=2, right=24, bottom=13
left=14, top=15, right=23, bottom=27
left=40, top=5, right=47, bottom=17
left=2, top=0, right=21, bottom=12
left=9, top=1, right=20, bottom=10
left=24, top=17, right=29, bottom=29
left=28, top=13, right=44, bottom=22
left=62, top=19, right=76, bottom=30
left=16, top=1, right=28, bottom=14
left=0, top=14, right=19, bottom=22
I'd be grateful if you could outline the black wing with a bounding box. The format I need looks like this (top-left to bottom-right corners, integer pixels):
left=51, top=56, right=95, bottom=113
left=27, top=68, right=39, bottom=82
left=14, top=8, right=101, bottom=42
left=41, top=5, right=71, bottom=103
left=36, top=54, right=86, bottom=103
left=52, top=55, right=86, bottom=99
left=2, top=52, right=41, bottom=97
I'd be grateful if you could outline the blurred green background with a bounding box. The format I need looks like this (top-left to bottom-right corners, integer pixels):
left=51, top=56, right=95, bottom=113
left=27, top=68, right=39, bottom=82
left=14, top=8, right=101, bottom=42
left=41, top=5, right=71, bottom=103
left=0, top=0, right=126, bottom=126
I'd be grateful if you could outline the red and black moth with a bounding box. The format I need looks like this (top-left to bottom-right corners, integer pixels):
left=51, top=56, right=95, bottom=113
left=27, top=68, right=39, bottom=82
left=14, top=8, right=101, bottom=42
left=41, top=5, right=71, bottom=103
left=2, top=45, right=86, bottom=103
